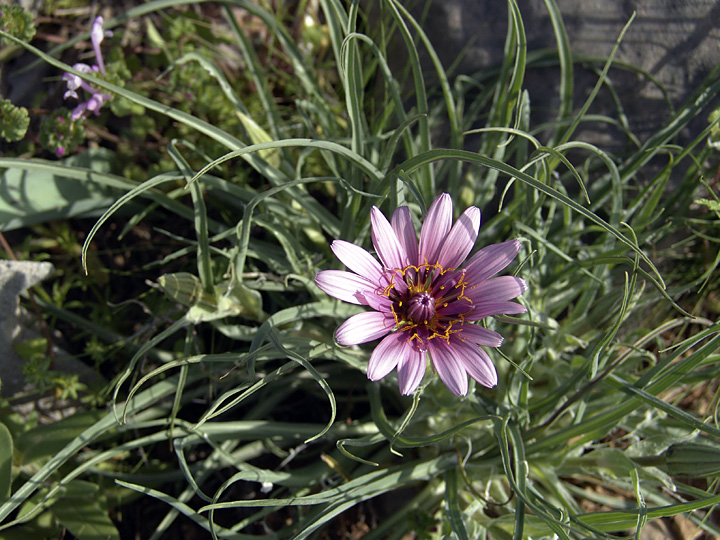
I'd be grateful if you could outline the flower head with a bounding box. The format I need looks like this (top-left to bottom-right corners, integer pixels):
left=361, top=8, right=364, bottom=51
left=62, top=16, right=112, bottom=120
left=315, top=193, right=527, bottom=396
left=91, top=16, right=112, bottom=75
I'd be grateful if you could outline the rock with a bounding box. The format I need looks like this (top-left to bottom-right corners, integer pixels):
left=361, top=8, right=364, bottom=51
left=0, top=260, right=55, bottom=395
left=0, top=260, right=100, bottom=407
left=418, top=0, right=720, bottom=148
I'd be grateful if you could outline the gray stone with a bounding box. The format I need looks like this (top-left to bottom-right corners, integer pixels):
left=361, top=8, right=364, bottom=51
left=0, top=261, right=100, bottom=406
left=418, top=0, right=720, bottom=147
left=0, top=260, right=54, bottom=395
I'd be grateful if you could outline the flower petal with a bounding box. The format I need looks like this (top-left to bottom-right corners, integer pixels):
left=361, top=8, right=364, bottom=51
left=465, top=301, right=527, bottom=320
left=431, top=268, right=464, bottom=295
left=436, top=297, right=473, bottom=317
left=367, top=332, right=407, bottom=381
left=388, top=269, right=409, bottom=296
left=71, top=103, right=88, bottom=121
left=331, top=240, right=384, bottom=284
left=397, top=344, right=426, bottom=395
left=63, top=72, right=82, bottom=92
left=391, top=206, right=419, bottom=266
left=456, top=323, right=504, bottom=347
left=428, top=339, right=468, bottom=396
left=364, top=291, right=394, bottom=312
left=464, top=239, right=521, bottom=284
left=314, top=270, right=376, bottom=305
left=466, top=276, right=527, bottom=304
left=371, top=206, right=407, bottom=270
left=91, top=16, right=108, bottom=74
left=91, top=17, right=106, bottom=48
left=336, top=311, right=394, bottom=346
left=437, top=206, right=481, bottom=269
left=72, top=62, right=94, bottom=74
left=450, top=337, right=497, bottom=388
left=418, top=193, right=453, bottom=265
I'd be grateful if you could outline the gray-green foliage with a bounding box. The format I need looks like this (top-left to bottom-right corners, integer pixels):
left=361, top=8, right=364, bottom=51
left=0, top=99, right=29, bottom=142
left=0, top=5, right=35, bottom=44
left=0, top=1, right=719, bottom=538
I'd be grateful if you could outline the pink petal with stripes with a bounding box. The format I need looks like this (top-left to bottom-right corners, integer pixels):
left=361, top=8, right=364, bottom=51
left=437, top=206, right=481, bottom=269
left=418, top=193, right=453, bottom=265
left=336, top=311, right=394, bottom=346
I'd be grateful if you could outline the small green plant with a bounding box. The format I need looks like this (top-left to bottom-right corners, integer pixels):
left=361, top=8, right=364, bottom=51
left=15, top=338, right=86, bottom=400
left=0, top=99, right=29, bottom=143
left=0, top=5, right=35, bottom=44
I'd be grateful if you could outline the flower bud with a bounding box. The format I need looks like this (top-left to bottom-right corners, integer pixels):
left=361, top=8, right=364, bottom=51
left=664, top=442, right=720, bottom=477
left=157, top=272, right=216, bottom=310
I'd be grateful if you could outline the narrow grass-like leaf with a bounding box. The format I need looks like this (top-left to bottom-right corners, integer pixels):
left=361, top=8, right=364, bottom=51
left=558, top=13, right=635, bottom=147
left=528, top=332, right=720, bottom=455
left=445, top=468, right=469, bottom=540
left=0, top=423, right=12, bottom=506
left=190, top=139, right=384, bottom=186
left=116, top=481, right=250, bottom=540
left=80, top=173, right=182, bottom=273
left=514, top=223, right=602, bottom=284
left=386, top=148, right=663, bottom=285
left=336, top=433, right=385, bottom=466
left=368, top=385, right=491, bottom=448
left=388, top=0, right=460, bottom=183
left=576, top=492, right=720, bottom=532
left=116, top=317, right=191, bottom=423
left=343, top=32, right=417, bottom=163
left=543, top=0, right=573, bottom=147
left=167, top=141, right=213, bottom=292
left=588, top=268, right=635, bottom=378
left=265, top=330, right=336, bottom=443
left=221, top=6, right=279, bottom=140
left=200, top=453, right=457, bottom=540
left=609, top=375, right=720, bottom=439
left=495, top=419, right=570, bottom=539
left=0, top=376, right=185, bottom=525
left=384, top=0, right=432, bottom=199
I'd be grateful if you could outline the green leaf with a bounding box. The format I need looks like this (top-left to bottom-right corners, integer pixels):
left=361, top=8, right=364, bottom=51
left=445, top=469, right=469, bottom=540
left=0, top=149, right=118, bottom=230
left=14, top=411, right=106, bottom=465
left=49, top=481, right=120, bottom=540
left=236, top=111, right=280, bottom=167
left=0, top=422, right=12, bottom=505
left=695, top=197, right=720, bottom=212
left=0, top=99, right=29, bottom=142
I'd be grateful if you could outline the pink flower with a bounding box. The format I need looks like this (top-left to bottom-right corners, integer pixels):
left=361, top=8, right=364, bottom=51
left=62, top=17, right=113, bottom=120
left=315, top=193, right=527, bottom=396
left=90, top=16, right=112, bottom=75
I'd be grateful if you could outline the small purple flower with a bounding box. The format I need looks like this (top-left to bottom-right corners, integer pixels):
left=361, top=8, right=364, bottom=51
left=90, top=16, right=111, bottom=75
left=62, top=16, right=113, bottom=120
left=315, top=193, right=527, bottom=396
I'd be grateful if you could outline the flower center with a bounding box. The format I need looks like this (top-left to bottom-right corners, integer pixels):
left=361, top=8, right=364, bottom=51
left=406, top=292, right=436, bottom=324
left=384, top=263, right=473, bottom=347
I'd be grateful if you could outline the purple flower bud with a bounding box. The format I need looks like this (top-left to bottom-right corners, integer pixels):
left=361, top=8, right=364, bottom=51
left=61, top=18, right=114, bottom=121
left=91, top=16, right=112, bottom=75
left=70, top=103, right=87, bottom=121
